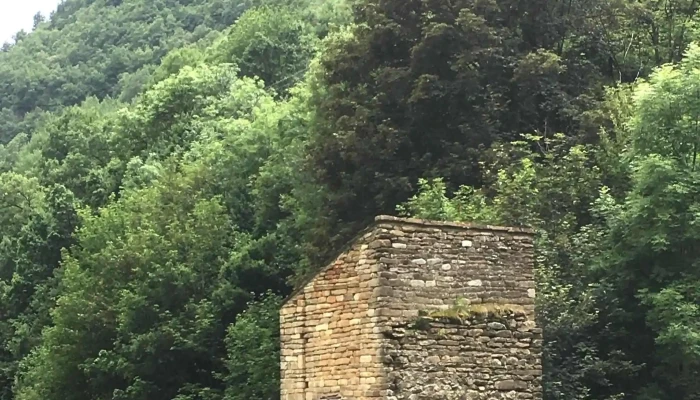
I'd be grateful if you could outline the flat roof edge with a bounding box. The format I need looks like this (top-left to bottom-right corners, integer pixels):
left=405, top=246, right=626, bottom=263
left=374, top=215, right=535, bottom=234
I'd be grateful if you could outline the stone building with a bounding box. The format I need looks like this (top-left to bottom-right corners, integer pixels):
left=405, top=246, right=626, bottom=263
left=280, top=216, right=542, bottom=400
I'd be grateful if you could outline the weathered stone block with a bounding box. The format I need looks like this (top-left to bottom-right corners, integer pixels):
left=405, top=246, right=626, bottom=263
left=496, top=380, right=528, bottom=391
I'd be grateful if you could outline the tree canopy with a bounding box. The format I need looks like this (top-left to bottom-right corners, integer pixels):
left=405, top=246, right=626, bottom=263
left=2, top=0, right=700, bottom=400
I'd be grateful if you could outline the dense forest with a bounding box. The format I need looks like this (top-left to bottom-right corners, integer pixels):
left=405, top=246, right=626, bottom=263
left=1, top=0, right=700, bottom=399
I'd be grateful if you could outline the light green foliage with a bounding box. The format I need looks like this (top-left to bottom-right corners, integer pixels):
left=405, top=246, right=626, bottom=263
left=0, top=2, right=342, bottom=400
left=397, top=135, right=627, bottom=400
left=0, top=134, right=30, bottom=173
left=302, top=0, right=352, bottom=36
left=397, top=178, right=496, bottom=223
left=399, top=134, right=602, bottom=230
left=16, top=169, right=245, bottom=400
left=0, top=110, right=51, bottom=147
left=593, top=45, right=700, bottom=398
left=0, top=0, right=255, bottom=119
left=207, top=6, right=318, bottom=92
left=628, top=43, right=700, bottom=163
left=7, top=21, right=322, bottom=400
left=116, top=63, right=266, bottom=158
left=149, top=46, right=208, bottom=88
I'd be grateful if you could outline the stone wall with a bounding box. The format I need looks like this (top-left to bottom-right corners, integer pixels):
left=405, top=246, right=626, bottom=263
left=383, top=312, right=543, bottom=400
left=280, top=228, right=387, bottom=400
left=280, top=216, right=540, bottom=400
left=370, top=216, right=536, bottom=323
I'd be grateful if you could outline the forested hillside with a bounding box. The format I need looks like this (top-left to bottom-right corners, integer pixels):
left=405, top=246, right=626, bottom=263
left=1, top=0, right=699, bottom=399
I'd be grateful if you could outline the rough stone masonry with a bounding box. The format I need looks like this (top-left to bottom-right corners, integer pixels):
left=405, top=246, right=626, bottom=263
left=280, top=215, right=542, bottom=400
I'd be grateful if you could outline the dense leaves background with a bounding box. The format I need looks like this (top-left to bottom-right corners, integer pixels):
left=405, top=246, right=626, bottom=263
left=1, top=0, right=700, bottom=399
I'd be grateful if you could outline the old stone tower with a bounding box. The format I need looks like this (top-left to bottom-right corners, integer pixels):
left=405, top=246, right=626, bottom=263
left=280, top=216, right=542, bottom=400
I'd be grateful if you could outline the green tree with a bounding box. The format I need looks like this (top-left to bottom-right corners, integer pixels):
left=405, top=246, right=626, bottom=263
left=396, top=134, right=632, bottom=400
left=300, top=0, right=649, bottom=261
left=0, top=0, right=270, bottom=136
left=15, top=169, right=250, bottom=400
left=0, top=175, right=78, bottom=400
left=208, top=6, right=318, bottom=92
left=32, top=98, right=122, bottom=208
left=592, top=43, right=700, bottom=399
left=11, top=36, right=319, bottom=400
left=222, top=294, right=282, bottom=400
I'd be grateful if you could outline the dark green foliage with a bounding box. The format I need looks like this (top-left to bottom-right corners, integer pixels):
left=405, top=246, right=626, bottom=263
left=0, top=178, right=78, bottom=400
left=33, top=98, right=122, bottom=208
left=303, top=0, right=636, bottom=260
left=302, top=0, right=700, bottom=263
left=223, top=294, right=282, bottom=400
left=0, top=109, right=50, bottom=146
